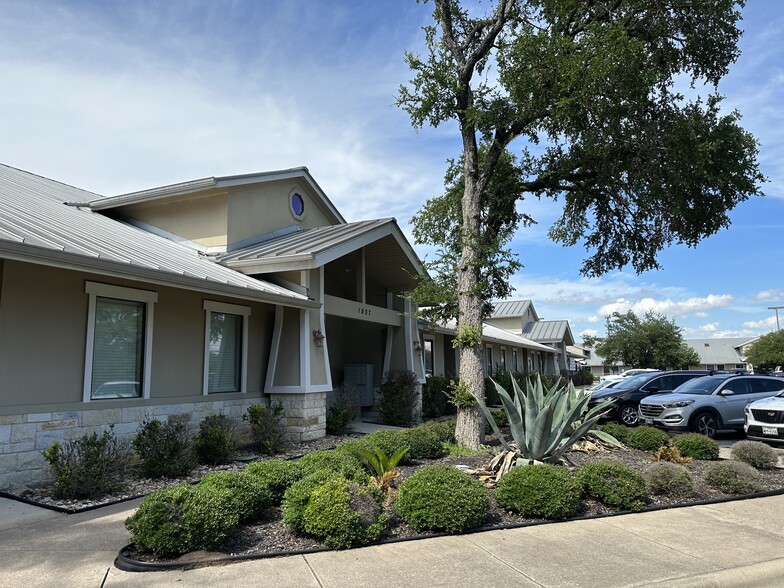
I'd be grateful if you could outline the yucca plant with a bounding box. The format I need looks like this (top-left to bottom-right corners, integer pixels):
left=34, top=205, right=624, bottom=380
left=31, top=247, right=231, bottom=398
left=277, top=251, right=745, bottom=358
left=478, top=374, right=618, bottom=471
left=356, top=446, right=409, bottom=495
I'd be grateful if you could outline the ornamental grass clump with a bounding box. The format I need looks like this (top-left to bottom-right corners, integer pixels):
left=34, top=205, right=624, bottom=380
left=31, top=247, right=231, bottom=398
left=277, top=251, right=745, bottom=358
left=132, top=419, right=194, bottom=479
left=672, top=433, right=720, bottom=460
left=199, top=471, right=272, bottom=522
left=626, top=426, right=671, bottom=452
left=125, top=483, right=239, bottom=558
left=704, top=460, right=762, bottom=494
left=478, top=374, right=618, bottom=467
left=302, top=477, right=387, bottom=549
left=244, top=459, right=304, bottom=504
left=731, top=440, right=779, bottom=469
left=495, top=464, right=582, bottom=520
left=577, top=461, right=648, bottom=511
left=645, top=462, right=695, bottom=498
left=393, top=465, right=489, bottom=533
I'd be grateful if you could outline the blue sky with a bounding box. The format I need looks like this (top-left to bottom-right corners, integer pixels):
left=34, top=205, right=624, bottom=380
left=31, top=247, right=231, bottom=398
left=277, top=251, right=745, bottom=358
left=1, top=1, right=782, bottom=342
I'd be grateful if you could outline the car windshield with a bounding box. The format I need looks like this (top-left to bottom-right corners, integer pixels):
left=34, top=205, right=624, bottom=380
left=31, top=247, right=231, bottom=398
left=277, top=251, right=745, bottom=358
left=611, top=372, right=659, bottom=390
left=672, top=376, right=725, bottom=395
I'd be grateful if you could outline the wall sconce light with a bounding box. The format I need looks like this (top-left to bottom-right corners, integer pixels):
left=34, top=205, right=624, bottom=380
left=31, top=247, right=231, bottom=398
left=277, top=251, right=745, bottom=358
left=413, top=340, right=422, bottom=354
left=313, top=329, right=325, bottom=347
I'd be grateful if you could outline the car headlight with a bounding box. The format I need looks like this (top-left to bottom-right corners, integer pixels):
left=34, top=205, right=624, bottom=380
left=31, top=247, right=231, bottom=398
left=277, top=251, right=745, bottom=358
left=599, top=396, right=617, bottom=403
left=662, top=400, right=694, bottom=408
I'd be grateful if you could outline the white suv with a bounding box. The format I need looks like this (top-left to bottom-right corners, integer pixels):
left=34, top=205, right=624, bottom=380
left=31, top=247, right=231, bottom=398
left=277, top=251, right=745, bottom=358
left=745, top=391, right=784, bottom=443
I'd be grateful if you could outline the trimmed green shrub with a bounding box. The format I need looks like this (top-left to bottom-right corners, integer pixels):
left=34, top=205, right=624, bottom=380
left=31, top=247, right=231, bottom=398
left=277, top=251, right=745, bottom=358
left=298, top=450, right=368, bottom=482
left=577, top=461, right=648, bottom=511
left=485, top=408, right=509, bottom=434
left=419, top=419, right=456, bottom=444
left=282, top=470, right=342, bottom=534
left=400, top=425, right=446, bottom=460
left=704, top=460, right=762, bottom=494
left=194, top=413, right=237, bottom=466
left=338, top=430, right=410, bottom=464
left=302, top=477, right=387, bottom=548
left=379, top=370, right=419, bottom=426
left=422, top=375, right=455, bottom=418
left=495, top=464, right=582, bottom=520
left=132, top=419, right=194, bottom=479
left=199, top=471, right=272, bottom=522
left=125, top=483, right=239, bottom=557
left=245, top=402, right=286, bottom=455
left=672, top=433, right=720, bottom=460
left=326, top=404, right=354, bottom=436
left=600, top=423, right=632, bottom=445
left=731, top=440, right=779, bottom=469
left=626, top=426, right=671, bottom=452
left=394, top=465, right=489, bottom=533
left=645, top=463, right=694, bottom=497
left=41, top=427, right=131, bottom=499
left=244, top=459, right=304, bottom=503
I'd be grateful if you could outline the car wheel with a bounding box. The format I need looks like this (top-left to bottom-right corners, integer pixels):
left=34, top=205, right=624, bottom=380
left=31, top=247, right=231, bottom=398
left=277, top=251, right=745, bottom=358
left=619, top=404, right=639, bottom=427
left=692, top=412, right=719, bottom=438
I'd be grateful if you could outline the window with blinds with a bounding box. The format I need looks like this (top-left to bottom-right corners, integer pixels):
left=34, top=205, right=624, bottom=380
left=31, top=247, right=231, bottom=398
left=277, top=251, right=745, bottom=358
left=90, top=297, right=144, bottom=399
left=207, top=312, right=243, bottom=393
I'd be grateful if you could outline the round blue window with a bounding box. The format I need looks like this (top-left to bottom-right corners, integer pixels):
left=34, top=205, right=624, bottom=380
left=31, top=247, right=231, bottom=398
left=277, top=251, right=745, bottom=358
left=291, top=193, right=305, bottom=217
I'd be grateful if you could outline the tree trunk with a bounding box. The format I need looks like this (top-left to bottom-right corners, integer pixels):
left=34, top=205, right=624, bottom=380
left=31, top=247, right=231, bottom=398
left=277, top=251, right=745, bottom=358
left=454, top=139, right=485, bottom=450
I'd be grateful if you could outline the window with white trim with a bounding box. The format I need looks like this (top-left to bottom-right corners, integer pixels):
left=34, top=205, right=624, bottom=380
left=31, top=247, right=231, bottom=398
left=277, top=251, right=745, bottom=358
left=513, top=349, right=518, bottom=372
left=486, top=346, right=493, bottom=375
left=500, top=347, right=507, bottom=371
left=423, top=338, right=434, bottom=376
left=203, top=301, right=250, bottom=394
left=84, top=282, right=157, bottom=401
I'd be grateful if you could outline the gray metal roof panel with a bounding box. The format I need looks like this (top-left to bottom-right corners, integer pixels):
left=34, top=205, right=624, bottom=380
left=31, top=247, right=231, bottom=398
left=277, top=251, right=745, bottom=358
left=0, top=163, right=311, bottom=304
left=685, top=338, right=755, bottom=365
left=489, top=300, right=532, bottom=318
left=522, top=320, right=571, bottom=343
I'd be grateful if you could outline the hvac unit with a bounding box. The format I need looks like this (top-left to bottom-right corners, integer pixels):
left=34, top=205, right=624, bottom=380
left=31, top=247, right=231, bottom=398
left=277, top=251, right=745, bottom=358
left=344, top=364, right=374, bottom=406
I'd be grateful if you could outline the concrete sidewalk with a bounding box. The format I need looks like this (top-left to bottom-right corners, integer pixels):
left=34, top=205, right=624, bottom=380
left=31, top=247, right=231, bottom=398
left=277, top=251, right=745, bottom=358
left=2, top=493, right=784, bottom=587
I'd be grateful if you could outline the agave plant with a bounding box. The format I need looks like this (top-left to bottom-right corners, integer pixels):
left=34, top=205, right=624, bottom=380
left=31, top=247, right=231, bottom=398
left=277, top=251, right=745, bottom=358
left=356, top=446, right=409, bottom=495
left=478, top=374, right=619, bottom=470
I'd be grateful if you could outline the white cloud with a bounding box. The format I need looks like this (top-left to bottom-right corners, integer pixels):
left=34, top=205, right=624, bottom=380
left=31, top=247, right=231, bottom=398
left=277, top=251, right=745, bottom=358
left=751, top=289, right=784, bottom=302
left=587, top=315, right=599, bottom=323
left=598, top=294, right=733, bottom=318
left=700, top=323, right=719, bottom=332
left=580, top=328, right=599, bottom=339
left=743, top=316, right=780, bottom=329
left=695, top=312, right=709, bottom=318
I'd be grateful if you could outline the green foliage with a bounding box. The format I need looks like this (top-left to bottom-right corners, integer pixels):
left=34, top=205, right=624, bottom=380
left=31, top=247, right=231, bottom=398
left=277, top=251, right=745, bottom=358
left=495, top=464, right=582, bottom=520
left=576, top=368, right=594, bottom=386
left=645, top=463, right=695, bottom=497
left=282, top=470, right=343, bottom=534
left=445, top=380, right=478, bottom=409
left=731, top=440, right=779, bottom=470
left=704, top=460, right=762, bottom=494
left=394, top=465, right=489, bottom=533
left=199, top=471, right=272, bottom=522
left=672, top=433, right=720, bottom=460
left=744, top=330, right=784, bottom=367
left=245, top=402, right=286, bottom=455
left=194, top=413, right=237, bottom=466
left=298, top=450, right=368, bottom=482
left=379, top=370, right=419, bottom=427
left=600, top=423, right=632, bottom=445
left=132, top=419, right=194, bottom=479
left=125, top=483, right=239, bottom=557
left=337, top=431, right=410, bottom=466
left=422, top=375, right=456, bottom=419
left=302, top=477, right=387, bottom=549
left=478, top=374, right=615, bottom=463
left=400, top=425, right=446, bottom=460
left=577, top=461, right=648, bottom=511
left=443, top=443, right=488, bottom=457
left=453, top=325, right=483, bottom=348
left=357, top=446, right=409, bottom=491
left=593, top=311, right=700, bottom=370
left=626, top=426, right=671, bottom=452
left=41, top=427, right=131, bottom=500
left=422, top=419, right=457, bottom=444
left=326, top=405, right=354, bottom=436
left=244, top=459, right=304, bottom=504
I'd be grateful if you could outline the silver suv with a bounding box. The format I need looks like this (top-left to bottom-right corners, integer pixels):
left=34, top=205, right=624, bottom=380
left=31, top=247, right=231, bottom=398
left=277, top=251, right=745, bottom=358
left=638, top=375, right=784, bottom=438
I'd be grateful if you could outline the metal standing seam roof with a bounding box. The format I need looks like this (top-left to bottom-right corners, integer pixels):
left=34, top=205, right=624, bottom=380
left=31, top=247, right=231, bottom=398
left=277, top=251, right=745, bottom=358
left=685, top=338, right=756, bottom=365
left=0, top=164, right=313, bottom=306
left=218, top=218, right=423, bottom=274
left=432, top=319, right=558, bottom=354
left=488, top=299, right=535, bottom=319
left=522, top=320, right=573, bottom=344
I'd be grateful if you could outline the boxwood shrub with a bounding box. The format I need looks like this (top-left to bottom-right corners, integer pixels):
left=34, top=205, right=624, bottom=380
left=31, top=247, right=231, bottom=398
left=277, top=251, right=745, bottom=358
left=645, top=462, right=694, bottom=497
left=626, top=426, right=670, bottom=452
left=672, top=433, right=720, bottom=460
left=577, top=461, right=648, bottom=511
left=244, top=459, right=304, bottom=504
left=704, top=460, right=762, bottom=494
left=194, top=413, right=237, bottom=466
left=199, top=471, right=272, bottom=522
left=302, top=477, right=387, bottom=548
left=282, top=470, right=343, bottom=534
left=400, top=425, right=446, bottom=460
left=132, top=419, right=195, bottom=479
left=297, top=450, right=368, bottom=482
left=394, top=465, right=489, bottom=533
left=600, top=423, right=632, bottom=445
left=125, top=483, right=239, bottom=557
left=495, top=464, right=582, bottom=520
left=337, top=430, right=411, bottom=464
left=730, top=440, right=779, bottom=469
